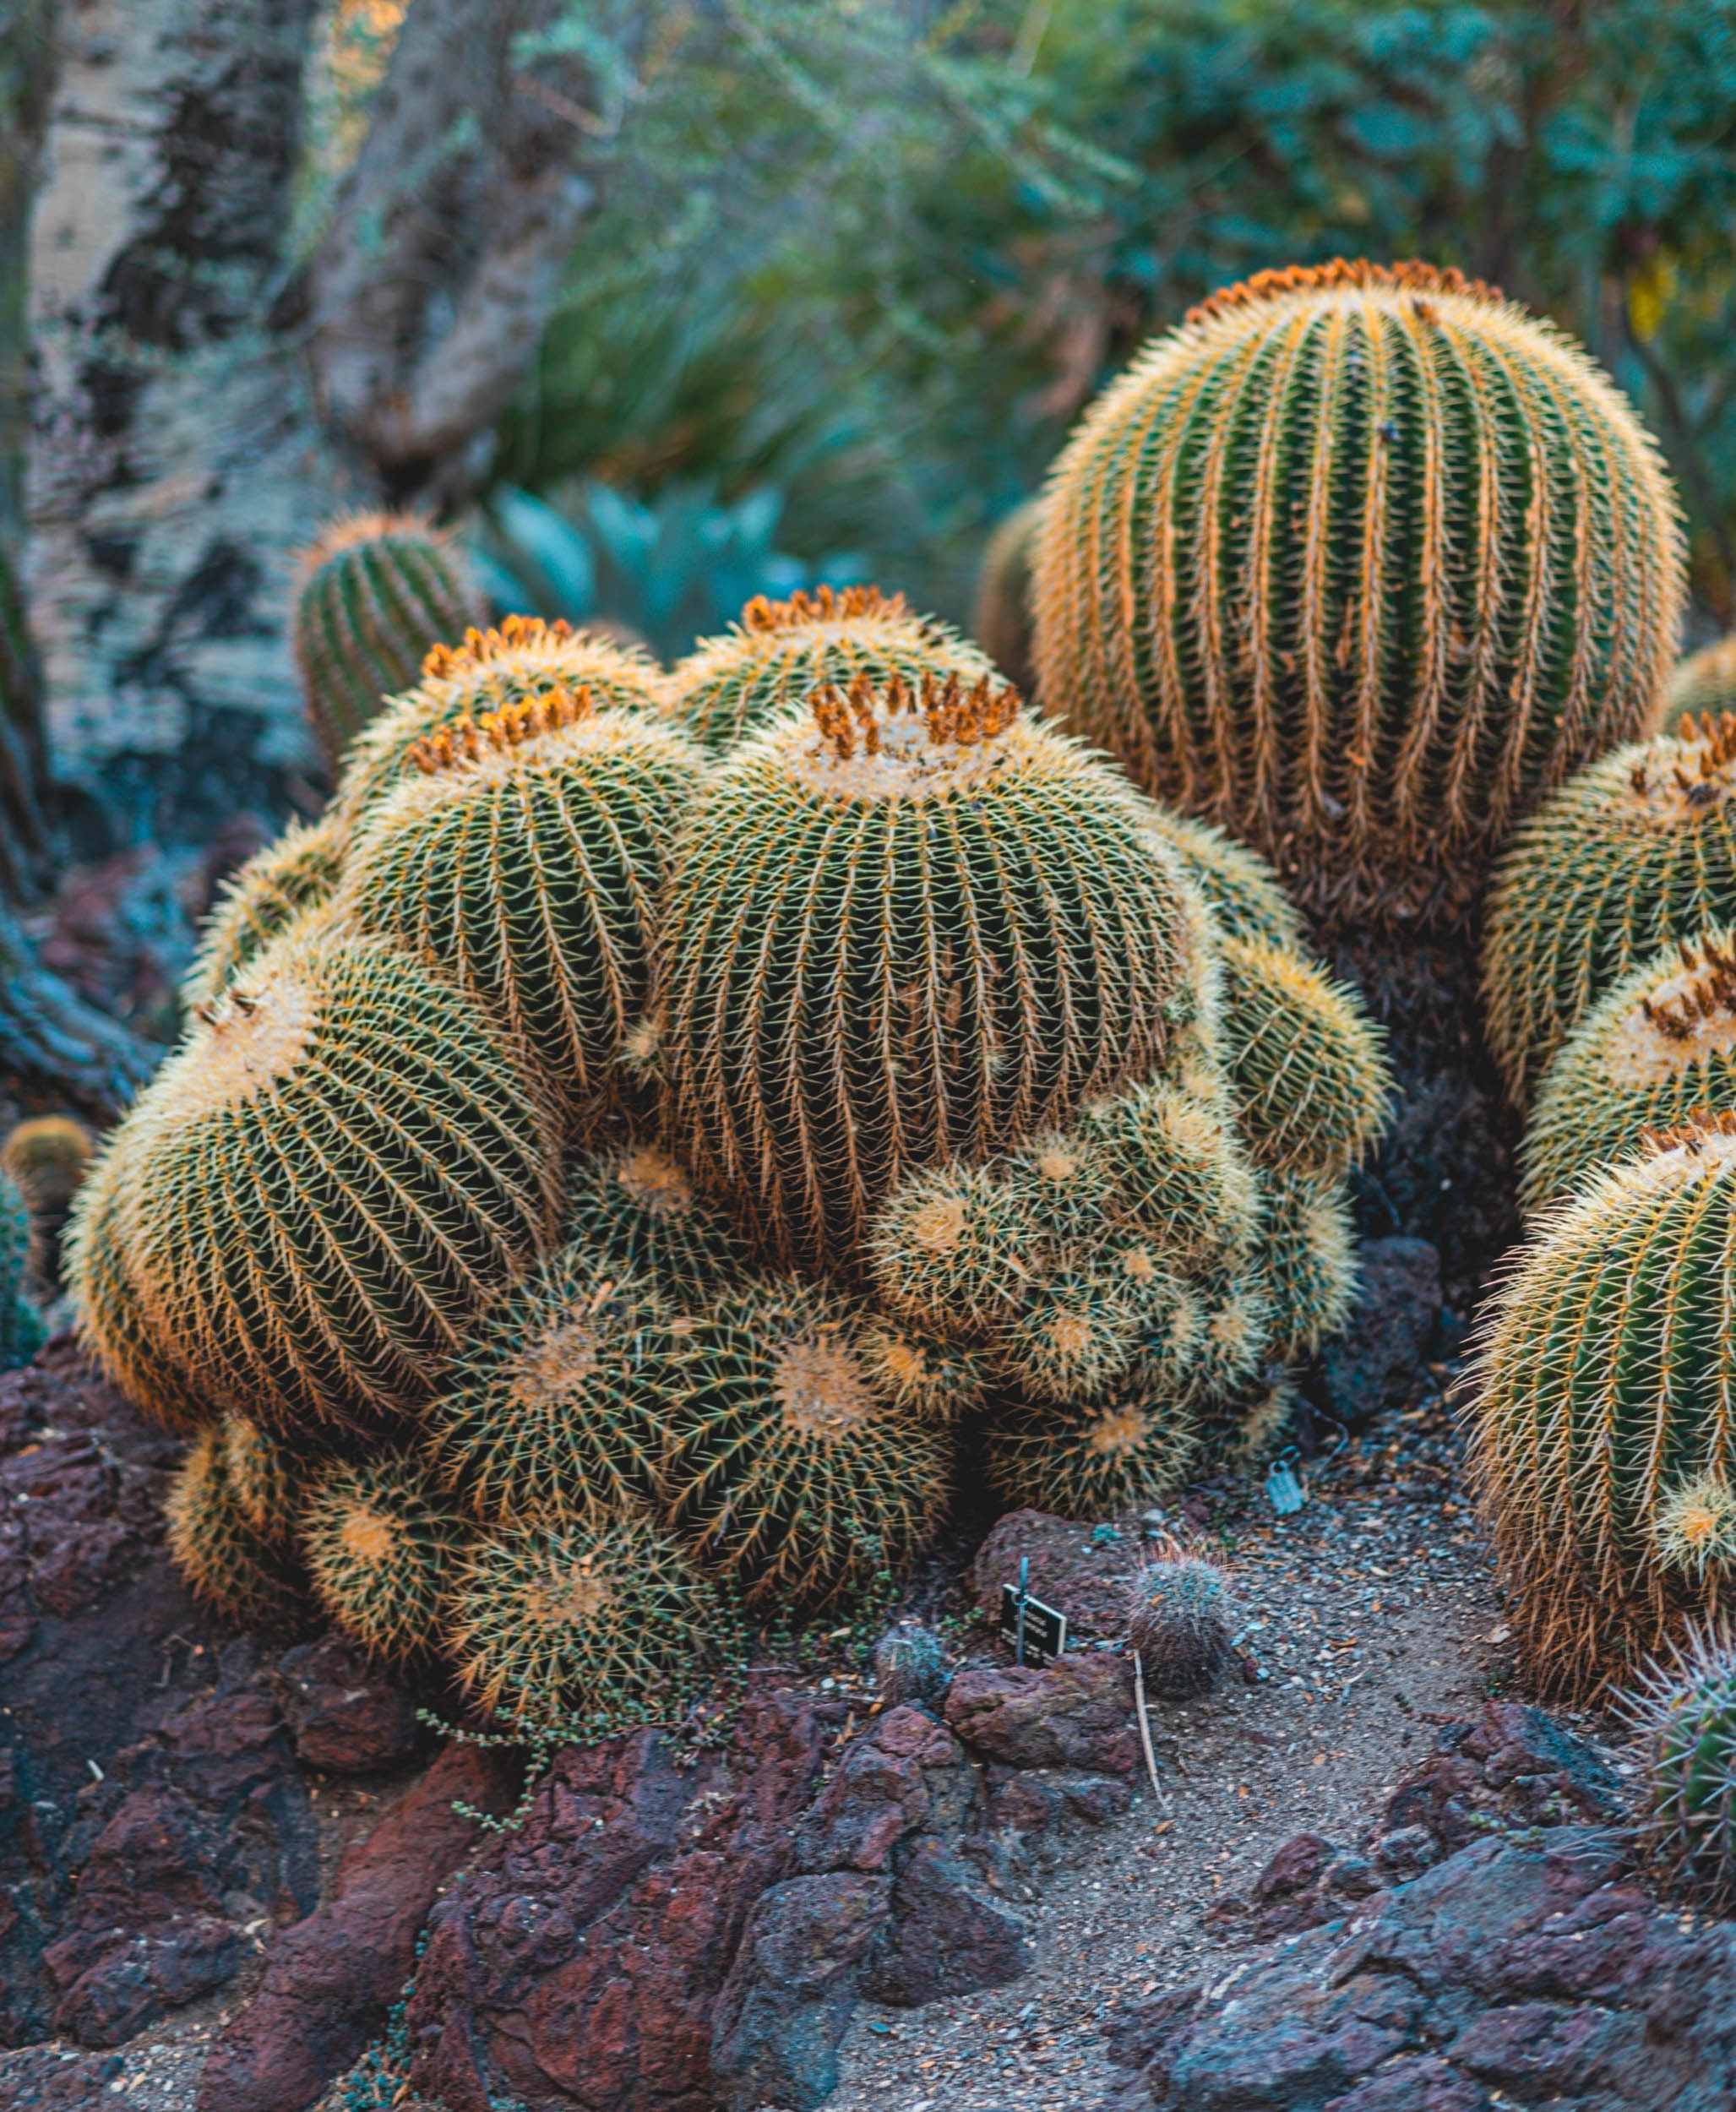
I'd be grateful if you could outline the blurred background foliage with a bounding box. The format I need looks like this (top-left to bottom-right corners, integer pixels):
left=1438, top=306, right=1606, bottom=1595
left=302, top=0, right=1736, bottom=649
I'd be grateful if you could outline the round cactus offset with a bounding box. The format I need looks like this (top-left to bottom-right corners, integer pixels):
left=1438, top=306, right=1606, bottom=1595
left=220, top=1413, right=307, bottom=1547
left=858, top=1315, right=991, bottom=1424
left=1483, top=716, right=1736, bottom=1104
left=561, top=1140, right=751, bottom=1303
left=301, top=1452, right=468, bottom=1663
left=993, top=1262, right=1144, bottom=1403
left=1034, top=258, right=1684, bottom=928
left=166, top=1429, right=307, bottom=1631
left=1623, top=1623, right=1736, bottom=1905
left=1139, top=811, right=1304, bottom=953
left=293, top=512, right=482, bottom=771
left=660, top=1278, right=950, bottom=1612
left=1079, top=1079, right=1260, bottom=1266
left=661, top=665, right=1198, bottom=1273
left=1125, top=1546, right=1234, bottom=1698
left=1258, top=1169, right=1359, bottom=1360
left=2, top=1115, right=94, bottom=1224
left=1521, top=930, right=1736, bottom=1217
left=182, top=817, right=346, bottom=1013
left=982, top=1379, right=1198, bottom=1521
left=339, top=685, right=705, bottom=1121
left=1470, top=1113, right=1736, bottom=1699
left=668, top=584, right=994, bottom=754
left=1663, top=638, right=1736, bottom=735
left=867, top=1163, right=1041, bottom=1337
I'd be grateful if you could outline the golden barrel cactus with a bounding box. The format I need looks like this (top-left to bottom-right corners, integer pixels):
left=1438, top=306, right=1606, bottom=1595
left=1034, top=259, right=1684, bottom=927
left=182, top=816, right=346, bottom=1012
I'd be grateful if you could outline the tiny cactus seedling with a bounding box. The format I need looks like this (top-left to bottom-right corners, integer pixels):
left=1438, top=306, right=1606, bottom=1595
left=659, top=1278, right=950, bottom=1612
left=221, top=1414, right=307, bottom=1548
left=668, top=584, right=995, bottom=753
left=1258, top=1169, right=1359, bottom=1360
left=1663, top=638, right=1736, bottom=736
left=1079, top=1080, right=1260, bottom=1266
left=1520, top=930, right=1736, bottom=1217
left=858, top=1315, right=991, bottom=1424
left=444, top=1511, right=735, bottom=1733
left=868, top=1164, right=1042, bottom=1337
left=181, top=817, right=346, bottom=1013
left=1622, top=1623, right=1736, bottom=1905
left=165, top=1429, right=308, bottom=1632
left=1140, top=810, right=1304, bottom=953
left=983, top=1379, right=1199, bottom=1521
left=292, top=512, right=482, bottom=770
left=302, top=1452, right=469, bottom=1663
left=873, top=1621, right=951, bottom=1709
left=1482, top=715, right=1736, bottom=1103
left=562, top=1140, right=751, bottom=1304
left=424, top=1249, right=672, bottom=1527
left=1125, top=1545, right=1234, bottom=1698
left=1035, top=258, right=1684, bottom=928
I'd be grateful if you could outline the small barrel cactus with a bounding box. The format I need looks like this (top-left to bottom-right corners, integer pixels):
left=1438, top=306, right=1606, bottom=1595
left=1624, top=1624, right=1736, bottom=1904
left=1140, top=810, right=1304, bottom=954
left=2, top=1115, right=94, bottom=1226
left=873, top=1620, right=951, bottom=1708
left=983, top=1380, right=1199, bottom=1521
left=292, top=512, right=482, bottom=770
left=858, top=1315, right=991, bottom=1424
left=1003, top=1129, right=1118, bottom=1244
left=220, top=1413, right=307, bottom=1548
left=1177, top=1269, right=1277, bottom=1410
left=1520, top=929, right=1736, bottom=1217
left=1259, top=1169, right=1359, bottom=1361
left=424, top=1249, right=672, bottom=1527
left=1482, top=715, right=1736, bottom=1103
left=1078, top=1079, right=1260, bottom=1266
left=994, top=1262, right=1145, bottom=1404
left=181, top=817, right=346, bottom=1013
left=660, top=662, right=1198, bottom=1273
left=1034, top=258, right=1684, bottom=928
left=338, top=684, right=706, bottom=1121
left=444, top=1511, right=735, bottom=1732
left=166, top=1429, right=308, bottom=1631
left=301, top=1453, right=468, bottom=1663
left=659, top=1278, right=950, bottom=1612
left=867, top=1163, right=1042, bottom=1336
left=1470, top=1112, right=1736, bottom=1698
left=667, top=583, right=994, bottom=754
left=1125, top=1546, right=1234, bottom=1698
left=562, top=1140, right=751, bottom=1304
left=971, top=501, right=1040, bottom=694
left=1663, top=638, right=1736, bottom=735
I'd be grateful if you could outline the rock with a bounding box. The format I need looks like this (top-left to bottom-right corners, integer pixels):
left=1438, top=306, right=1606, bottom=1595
left=945, top=1654, right=1139, bottom=1776
left=270, top=1634, right=420, bottom=1774
left=861, top=1835, right=1030, bottom=2006
left=1106, top=1827, right=1736, bottom=2111
left=986, top=1766, right=1132, bottom=1843
left=0, top=2044, right=153, bottom=2109
left=1254, top=1832, right=1334, bottom=1901
left=1320, top=1237, right=1442, bottom=1423
left=196, top=1743, right=520, bottom=2112
left=971, top=1510, right=1137, bottom=1637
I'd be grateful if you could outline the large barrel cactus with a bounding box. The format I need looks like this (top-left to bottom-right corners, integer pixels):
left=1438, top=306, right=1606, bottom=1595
left=658, top=666, right=1198, bottom=1273
left=1033, top=259, right=1684, bottom=927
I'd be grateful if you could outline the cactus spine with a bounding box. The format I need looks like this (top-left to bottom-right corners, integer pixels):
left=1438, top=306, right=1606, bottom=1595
left=1624, top=1624, right=1736, bottom=1905
left=1663, top=639, right=1736, bottom=735
left=660, top=666, right=1197, bottom=1273
left=1034, top=259, right=1684, bottom=928
left=1483, top=716, right=1736, bottom=1102
left=182, top=818, right=346, bottom=1013
left=293, top=513, right=482, bottom=770
left=166, top=1430, right=307, bottom=1631
left=302, top=1453, right=468, bottom=1663
left=1125, top=1545, right=1235, bottom=1698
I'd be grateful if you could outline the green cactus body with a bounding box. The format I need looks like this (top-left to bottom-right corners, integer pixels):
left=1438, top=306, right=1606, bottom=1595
left=873, top=1620, right=951, bottom=1707
left=444, top=1511, right=735, bottom=1732
left=1469, top=1114, right=1736, bottom=1700
left=339, top=688, right=706, bottom=1123
left=1483, top=716, right=1736, bottom=1104
left=661, top=669, right=1197, bottom=1275
left=867, top=1164, right=1042, bottom=1337
left=1625, top=1625, right=1736, bottom=1904
left=182, top=818, right=346, bottom=1013
left=425, top=1249, right=671, bottom=1526
left=112, top=920, right=561, bottom=1439
left=660, top=1279, right=950, bottom=1612
left=1080, top=1080, right=1260, bottom=1266
left=1034, top=258, right=1684, bottom=929
left=1161, top=881, right=1233, bottom=1108
left=562, top=1140, right=751, bottom=1304
left=1260, top=1169, right=1359, bottom=1360
left=858, top=1315, right=990, bottom=1423
left=293, top=513, right=482, bottom=771
left=329, top=616, right=668, bottom=836
left=1521, top=931, right=1736, bottom=1217
left=993, top=1263, right=1143, bottom=1403
left=983, top=1379, right=1198, bottom=1520
left=1004, top=1129, right=1118, bottom=1244
left=668, top=584, right=994, bottom=754
left=971, top=502, right=1041, bottom=694
left=166, top=1429, right=308, bottom=1630
left=1216, top=934, right=1390, bottom=1177
left=1663, top=639, right=1736, bottom=735
left=0, top=1168, right=41, bottom=1369
left=1140, top=811, right=1304, bottom=953
left=1178, top=1270, right=1276, bottom=1410
left=221, top=1413, right=307, bottom=1547
left=1126, top=1549, right=1234, bottom=1697
left=302, top=1453, right=468, bottom=1663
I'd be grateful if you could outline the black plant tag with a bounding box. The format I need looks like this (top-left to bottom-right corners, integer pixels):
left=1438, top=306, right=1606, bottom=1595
left=998, top=1583, right=1068, bottom=1666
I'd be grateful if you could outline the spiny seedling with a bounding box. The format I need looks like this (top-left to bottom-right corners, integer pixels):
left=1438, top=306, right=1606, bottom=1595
left=1483, top=713, right=1736, bottom=1103
left=868, top=1163, right=1042, bottom=1336
left=302, top=1453, right=469, bottom=1663
left=1622, top=1623, right=1736, bottom=1905
left=982, top=1380, right=1199, bottom=1521
left=1521, top=929, right=1736, bottom=1216
left=165, top=1429, right=308, bottom=1632
left=182, top=816, right=346, bottom=1014
left=444, top=1511, right=736, bottom=1734
left=873, top=1621, right=951, bottom=1709
left=1125, top=1542, right=1235, bottom=1699
left=562, top=1140, right=751, bottom=1304
left=857, top=1315, right=990, bottom=1424
left=659, top=1278, right=950, bottom=1613
left=660, top=660, right=1197, bottom=1273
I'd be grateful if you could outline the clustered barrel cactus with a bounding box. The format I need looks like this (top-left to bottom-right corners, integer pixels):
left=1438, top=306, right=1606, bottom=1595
left=1623, top=1624, right=1736, bottom=1905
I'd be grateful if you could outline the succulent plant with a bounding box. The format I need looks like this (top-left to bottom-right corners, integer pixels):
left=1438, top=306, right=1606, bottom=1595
left=1258, top=1169, right=1359, bottom=1360
left=0, top=1168, right=42, bottom=1370
left=220, top=1413, right=307, bottom=1547
left=1125, top=1545, right=1235, bottom=1698
left=302, top=1452, right=469, bottom=1663
left=1177, top=1268, right=1277, bottom=1411
left=873, top=1620, right=951, bottom=1708
left=329, top=616, right=667, bottom=836
left=424, top=1248, right=672, bottom=1527
left=561, top=1139, right=751, bottom=1303
left=1469, top=1113, right=1736, bottom=1699
left=1623, top=1623, right=1736, bottom=1905
left=165, top=1429, right=307, bottom=1631
left=971, top=501, right=1040, bottom=694
left=1003, top=1129, right=1118, bottom=1244
left=292, top=512, right=482, bottom=771
left=1216, top=934, right=1390, bottom=1177
left=111, top=919, right=562, bottom=1439
left=1483, top=716, right=1736, bottom=1103
left=1663, top=638, right=1736, bottom=735
left=982, top=1378, right=1199, bottom=1521
left=2, top=1115, right=95, bottom=1223
left=659, top=1277, right=950, bottom=1612
left=660, top=664, right=1198, bottom=1274
left=1520, top=929, right=1736, bottom=1217
left=993, top=1263, right=1144, bottom=1404
left=867, top=1163, right=1042, bottom=1337
left=857, top=1315, right=991, bottom=1423
left=444, top=1510, right=735, bottom=1732
left=1078, top=1079, right=1260, bottom=1266
left=668, top=584, right=995, bottom=754
left=181, top=817, right=346, bottom=1013
left=1140, top=811, right=1304, bottom=954
left=339, top=685, right=706, bottom=1119
left=1033, top=258, right=1684, bottom=928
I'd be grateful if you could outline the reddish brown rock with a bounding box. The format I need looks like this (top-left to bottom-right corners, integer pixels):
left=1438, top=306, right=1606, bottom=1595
left=971, top=1509, right=1138, bottom=1637
left=270, top=1634, right=420, bottom=1774
left=944, top=1653, right=1139, bottom=1776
